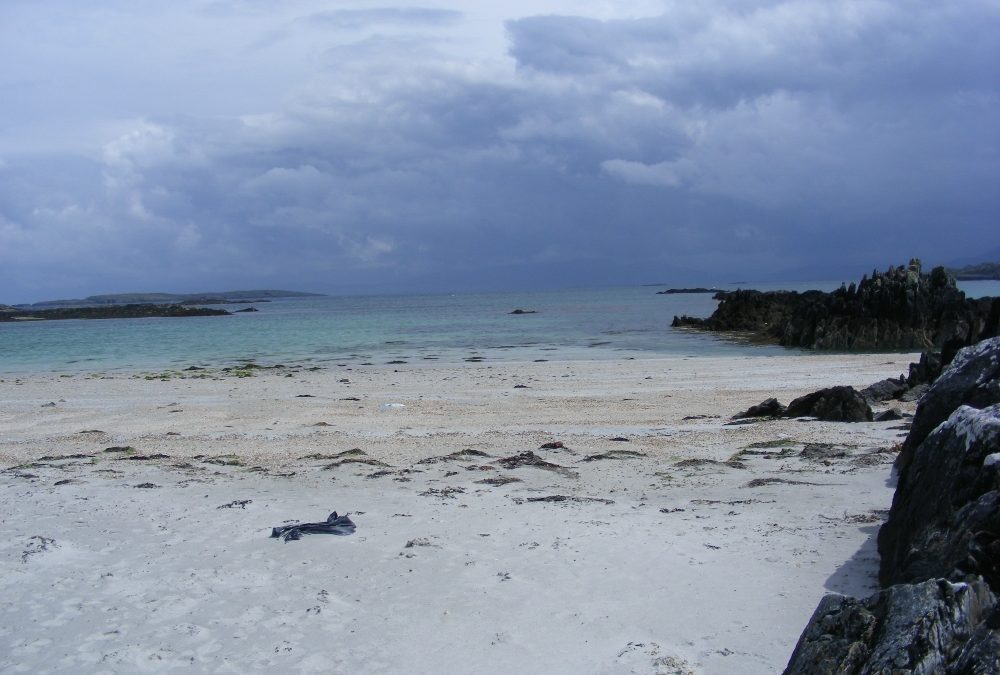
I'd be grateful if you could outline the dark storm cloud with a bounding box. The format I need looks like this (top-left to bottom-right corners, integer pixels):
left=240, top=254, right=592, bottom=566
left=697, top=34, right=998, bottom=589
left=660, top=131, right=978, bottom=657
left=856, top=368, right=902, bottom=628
left=0, top=1, right=997, bottom=302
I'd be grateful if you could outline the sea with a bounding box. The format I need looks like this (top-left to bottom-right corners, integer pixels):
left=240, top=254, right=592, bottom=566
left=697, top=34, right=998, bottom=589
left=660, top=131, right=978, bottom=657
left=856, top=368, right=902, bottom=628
left=2, top=281, right=999, bottom=375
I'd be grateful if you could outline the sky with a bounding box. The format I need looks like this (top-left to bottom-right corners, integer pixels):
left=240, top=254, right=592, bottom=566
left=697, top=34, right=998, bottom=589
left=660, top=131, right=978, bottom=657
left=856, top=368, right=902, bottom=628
left=1, top=0, right=998, bottom=302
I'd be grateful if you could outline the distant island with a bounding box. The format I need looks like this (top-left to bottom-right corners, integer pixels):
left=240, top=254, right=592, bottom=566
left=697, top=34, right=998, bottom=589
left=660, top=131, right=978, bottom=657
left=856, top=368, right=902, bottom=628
left=11, top=289, right=322, bottom=310
left=655, top=287, right=722, bottom=295
left=947, top=261, right=1000, bottom=280
left=0, top=304, right=231, bottom=322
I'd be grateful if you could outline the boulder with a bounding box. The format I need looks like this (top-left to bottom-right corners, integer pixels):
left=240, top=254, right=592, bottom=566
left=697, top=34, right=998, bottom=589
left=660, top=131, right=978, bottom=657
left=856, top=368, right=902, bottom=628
left=873, top=408, right=904, bottom=422
left=784, top=577, right=997, bottom=675
left=878, top=404, right=1000, bottom=590
left=785, top=386, right=873, bottom=422
left=733, top=397, right=786, bottom=419
left=860, top=377, right=908, bottom=403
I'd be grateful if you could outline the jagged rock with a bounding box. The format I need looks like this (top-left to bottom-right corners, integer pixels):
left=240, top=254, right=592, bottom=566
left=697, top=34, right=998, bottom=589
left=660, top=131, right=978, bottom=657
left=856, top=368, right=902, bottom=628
left=733, top=397, right=786, bottom=419
left=674, top=260, right=999, bottom=352
left=860, top=377, right=909, bottom=403
left=785, top=386, right=873, bottom=422
left=783, top=577, right=997, bottom=675
left=878, top=404, right=1000, bottom=590
left=907, top=350, right=944, bottom=387
left=902, top=337, right=1000, bottom=457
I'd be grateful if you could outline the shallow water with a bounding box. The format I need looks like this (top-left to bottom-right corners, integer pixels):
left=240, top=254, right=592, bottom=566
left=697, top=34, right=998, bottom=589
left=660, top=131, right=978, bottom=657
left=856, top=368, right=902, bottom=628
left=1, top=280, right=995, bottom=374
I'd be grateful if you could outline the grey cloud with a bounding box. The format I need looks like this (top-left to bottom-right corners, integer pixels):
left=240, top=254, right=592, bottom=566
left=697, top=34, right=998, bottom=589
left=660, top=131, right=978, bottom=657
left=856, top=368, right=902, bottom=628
left=303, top=7, right=462, bottom=29
left=1, top=1, right=998, bottom=302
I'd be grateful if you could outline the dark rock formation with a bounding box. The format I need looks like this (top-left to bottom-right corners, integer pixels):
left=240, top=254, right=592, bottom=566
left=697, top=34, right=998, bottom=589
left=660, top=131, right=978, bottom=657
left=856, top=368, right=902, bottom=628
left=509, top=309, right=537, bottom=315
left=673, top=260, right=999, bottom=352
left=784, top=577, right=997, bottom=674
left=901, top=337, right=1000, bottom=458
left=785, top=386, right=873, bottom=422
left=873, top=408, right=904, bottom=422
left=786, top=336, right=1000, bottom=673
left=907, top=350, right=944, bottom=387
left=0, top=303, right=230, bottom=321
left=860, top=377, right=909, bottom=403
left=733, top=397, right=786, bottom=419
left=878, top=403, right=1000, bottom=590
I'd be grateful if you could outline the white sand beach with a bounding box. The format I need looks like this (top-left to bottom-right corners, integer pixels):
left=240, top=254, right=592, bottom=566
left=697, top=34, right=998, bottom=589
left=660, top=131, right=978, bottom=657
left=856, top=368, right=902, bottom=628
left=1, top=353, right=917, bottom=674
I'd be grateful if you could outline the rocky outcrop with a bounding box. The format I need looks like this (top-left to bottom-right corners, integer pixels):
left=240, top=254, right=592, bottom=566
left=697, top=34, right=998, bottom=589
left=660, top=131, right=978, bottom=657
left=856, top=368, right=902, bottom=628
left=784, top=578, right=997, bottom=675
left=901, top=337, right=1000, bottom=458
left=878, top=404, right=1000, bottom=589
left=785, top=386, right=873, bottom=422
left=673, top=260, right=999, bottom=352
left=785, top=338, right=1000, bottom=673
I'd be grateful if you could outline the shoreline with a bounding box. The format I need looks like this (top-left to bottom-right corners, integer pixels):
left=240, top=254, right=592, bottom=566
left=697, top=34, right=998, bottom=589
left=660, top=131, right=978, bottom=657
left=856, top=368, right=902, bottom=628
left=1, top=352, right=916, bottom=673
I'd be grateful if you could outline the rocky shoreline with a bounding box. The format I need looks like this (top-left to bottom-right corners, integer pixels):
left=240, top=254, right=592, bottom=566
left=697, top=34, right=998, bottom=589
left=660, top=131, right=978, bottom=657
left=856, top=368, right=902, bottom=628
left=784, top=337, right=1000, bottom=673
left=672, top=259, right=999, bottom=353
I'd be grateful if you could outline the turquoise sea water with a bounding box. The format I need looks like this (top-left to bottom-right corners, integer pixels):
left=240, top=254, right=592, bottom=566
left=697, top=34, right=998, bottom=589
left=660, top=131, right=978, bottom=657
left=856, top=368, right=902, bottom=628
left=2, top=281, right=998, bottom=374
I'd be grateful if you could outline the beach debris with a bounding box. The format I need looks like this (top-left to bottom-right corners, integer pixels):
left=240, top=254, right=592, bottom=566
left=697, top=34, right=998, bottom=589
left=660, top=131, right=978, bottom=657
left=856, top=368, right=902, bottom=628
left=583, top=449, right=646, bottom=462
left=341, top=396, right=361, bottom=401
left=302, top=449, right=366, bottom=461
left=270, top=511, right=356, bottom=542
left=201, top=454, right=243, bottom=466
left=103, top=446, right=136, bottom=454
left=539, top=441, right=565, bottom=449
left=134, top=483, right=159, bottom=489
left=404, top=538, right=435, bottom=548
left=295, top=394, right=315, bottom=397
left=659, top=507, right=686, bottom=513
left=38, top=453, right=93, bottom=461
left=418, top=487, right=466, bottom=499
left=380, top=402, right=406, bottom=409
left=41, top=402, right=57, bottom=407
left=53, top=479, right=82, bottom=486
left=498, top=451, right=577, bottom=476
left=673, top=458, right=745, bottom=470
left=513, top=384, right=529, bottom=388
left=311, top=421, right=332, bottom=427
left=609, top=436, right=631, bottom=442
left=475, top=475, right=522, bottom=486
left=417, top=449, right=492, bottom=465
left=21, top=536, right=57, bottom=563
left=78, top=429, right=105, bottom=434
left=743, top=477, right=829, bottom=488
left=120, top=453, right=171, bottom=461
left=682, top=414, right=719, bottom=420
left=512, top=495, right=615, bottom=505
left=322, top=448, right=388, bottom=469
left=798, top=443, right=850, bottom=460
left=218, top=499, right=252, bottom=509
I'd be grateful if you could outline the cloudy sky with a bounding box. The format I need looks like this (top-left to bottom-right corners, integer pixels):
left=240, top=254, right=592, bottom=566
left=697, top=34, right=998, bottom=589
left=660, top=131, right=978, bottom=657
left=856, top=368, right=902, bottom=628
left=1, top=0, right=997, bottom=301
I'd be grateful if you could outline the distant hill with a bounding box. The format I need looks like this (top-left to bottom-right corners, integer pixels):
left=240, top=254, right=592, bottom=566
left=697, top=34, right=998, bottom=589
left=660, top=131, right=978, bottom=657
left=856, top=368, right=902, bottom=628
left=15, top=289, right=323, bottom=309
left=946, top=262, right=1000, bottom=281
